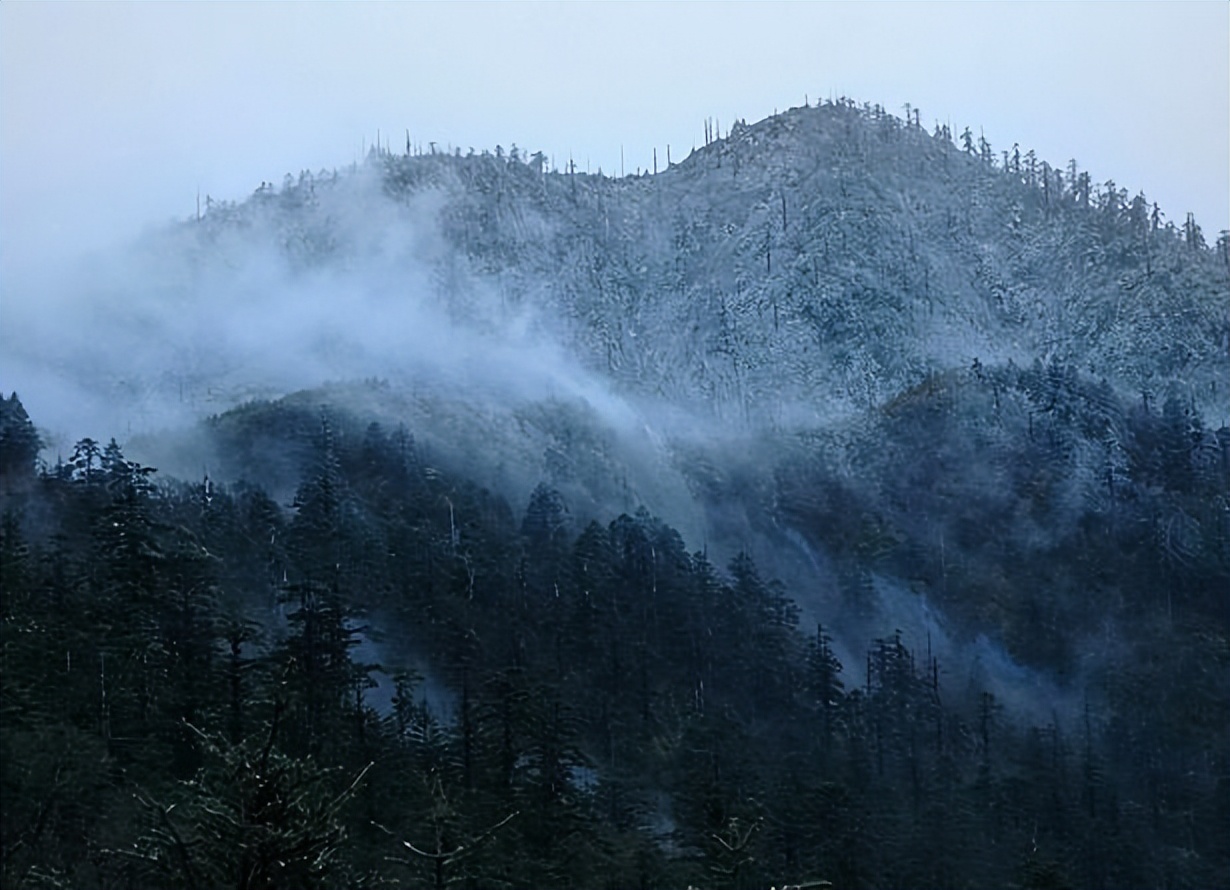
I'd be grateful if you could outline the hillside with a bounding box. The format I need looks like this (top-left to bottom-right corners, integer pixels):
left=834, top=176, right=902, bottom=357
left=124, top=96, right=1228, bottom=673
left=147, top=99, right=1229, bottom=421
left=2, top=99, right=1228, bottom=888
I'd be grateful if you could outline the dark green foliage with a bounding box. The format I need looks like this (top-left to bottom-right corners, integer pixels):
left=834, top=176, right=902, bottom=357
left=131, top=719, right=371, bottom=890
left=2, top=387, right=1227, bottom=888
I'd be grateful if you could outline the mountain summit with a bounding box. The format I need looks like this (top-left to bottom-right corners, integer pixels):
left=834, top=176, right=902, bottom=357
left=163, top=98, right=1228, bottom=425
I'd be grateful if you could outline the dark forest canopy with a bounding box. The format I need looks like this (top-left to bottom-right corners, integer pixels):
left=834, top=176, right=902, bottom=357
left=2, top=386, right=1227, bottom=888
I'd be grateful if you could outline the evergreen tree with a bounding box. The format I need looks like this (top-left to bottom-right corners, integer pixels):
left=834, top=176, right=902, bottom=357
left=0, top=393, right=39, bottom=484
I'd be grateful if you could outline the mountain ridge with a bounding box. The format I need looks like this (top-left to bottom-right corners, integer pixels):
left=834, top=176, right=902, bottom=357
left=143, top=98, right=1227, bottom=429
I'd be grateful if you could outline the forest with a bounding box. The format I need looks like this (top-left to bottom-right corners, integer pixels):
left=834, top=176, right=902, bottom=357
left=2, top=377, right=1227, bottom=888
left=2, top=98, right=1228, bottom=888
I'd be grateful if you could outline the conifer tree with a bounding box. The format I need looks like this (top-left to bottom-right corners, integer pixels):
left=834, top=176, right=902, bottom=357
left=0, top=393, right=39, bottom=483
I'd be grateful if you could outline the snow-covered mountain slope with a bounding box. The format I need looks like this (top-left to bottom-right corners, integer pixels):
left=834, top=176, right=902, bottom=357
left=124, top=98, right=1226, bottom=431
left=11, top=99, right=1223, bottom=456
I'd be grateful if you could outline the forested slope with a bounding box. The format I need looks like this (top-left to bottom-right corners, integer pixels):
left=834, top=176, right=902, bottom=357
left=3, top=387, right=1228, bottom=888
left=2, top=98, right=1228, bottom=888
left=140, top=98, right=1228, bottom=421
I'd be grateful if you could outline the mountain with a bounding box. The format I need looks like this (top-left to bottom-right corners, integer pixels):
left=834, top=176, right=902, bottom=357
left=126, top=96, right=1228, bottom=664
left=149, top=98, right=1230, bottom=418
left=1, top=99, right=1227, bottom=888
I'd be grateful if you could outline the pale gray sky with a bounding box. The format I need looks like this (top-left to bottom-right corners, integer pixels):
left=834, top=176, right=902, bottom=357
left=2, top=1, right=1227, bottom=273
